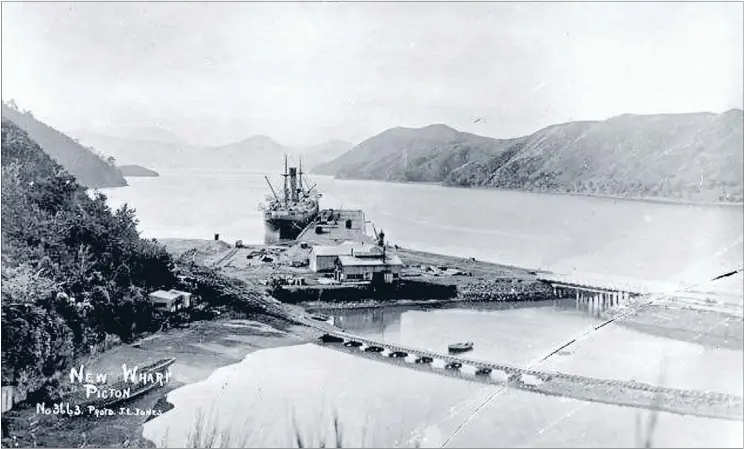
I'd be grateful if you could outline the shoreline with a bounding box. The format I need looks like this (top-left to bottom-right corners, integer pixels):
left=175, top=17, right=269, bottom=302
left=6, top=237, right=739, bottom=448
left=323, top=174, right=743, bottom=208
left=1, top=318, right=311, bottom=448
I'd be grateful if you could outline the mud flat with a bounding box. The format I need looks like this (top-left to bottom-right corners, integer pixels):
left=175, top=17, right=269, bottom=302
left=1, top=318, right=310, bottom=448
left=31, top=238, right=729, bottom=448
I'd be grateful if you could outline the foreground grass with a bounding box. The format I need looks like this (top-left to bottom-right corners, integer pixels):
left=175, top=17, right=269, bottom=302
left=178, top=409, right=423, bottom=449
left=174, top=407, right=657, bottom=448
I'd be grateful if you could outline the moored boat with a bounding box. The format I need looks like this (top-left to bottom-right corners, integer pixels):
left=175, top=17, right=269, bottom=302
left=311, top=313, right=331, bottom=322
left=319, top=333, right=344, bottom=343
left=448, top=342, right=474, bottom=353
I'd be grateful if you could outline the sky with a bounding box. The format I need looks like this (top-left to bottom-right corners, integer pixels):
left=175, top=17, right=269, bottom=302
left=2, top=1, right=743, bottom=146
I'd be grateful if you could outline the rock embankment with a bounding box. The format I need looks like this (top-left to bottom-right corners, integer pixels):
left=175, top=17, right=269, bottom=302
left=458, top=279, right=554, bottom=302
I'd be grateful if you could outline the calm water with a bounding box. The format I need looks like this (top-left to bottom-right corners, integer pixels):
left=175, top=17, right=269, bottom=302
left=101, top=169, right=743, bottom=293
left=100, top=170, right=743, bottom=447
left=140, top=302, right=743, bottom=448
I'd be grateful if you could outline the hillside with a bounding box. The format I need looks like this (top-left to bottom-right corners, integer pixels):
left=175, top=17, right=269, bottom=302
left=119, top=164, right=159, bottom=177
left=66, top=129, right=207, bottom=169
left=1, top=103, right=127, bottom=188
left=298, top=139, right=353, bottom=169
left=70, top=125, right=186, bottom=145
left=1, top=118, right=176, bottom=399
left=70, top=129, right=352, bottom=171
left=313, top=124, right=518, bottom=182
left=313, top=111, right=744, bottom=203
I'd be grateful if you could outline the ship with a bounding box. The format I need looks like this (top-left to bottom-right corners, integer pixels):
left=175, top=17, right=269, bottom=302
left=261, top=155, right=320, bottom=243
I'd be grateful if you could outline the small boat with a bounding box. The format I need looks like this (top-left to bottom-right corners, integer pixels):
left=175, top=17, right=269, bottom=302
left=344, top=341, right=363, bottom=348
left=445, top=362, right=462, bottom=370
left=448, top=342, right=474, bottom=353
left=415, top=356, right=434, bottom=364
left=364, top=346, right=384, bottom=353
left=389, top=351, right=408, bottom=358
left=319, top=333, right=344, bottom=343
left=311, top=314, right=331, bottom=322
left=475, top=367, right=493, bottom=376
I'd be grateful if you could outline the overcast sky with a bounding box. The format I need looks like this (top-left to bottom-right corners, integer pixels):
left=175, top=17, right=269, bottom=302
left=2, top=2, right=742, bottom=146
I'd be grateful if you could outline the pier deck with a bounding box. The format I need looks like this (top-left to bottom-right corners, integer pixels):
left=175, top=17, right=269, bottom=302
left=296, top=209, right=375, bottom=245
left=301, top=318, right=742, bottom=421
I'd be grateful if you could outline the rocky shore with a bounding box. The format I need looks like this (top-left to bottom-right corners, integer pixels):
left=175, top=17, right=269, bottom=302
left=457, top=279, right=554, bottom=302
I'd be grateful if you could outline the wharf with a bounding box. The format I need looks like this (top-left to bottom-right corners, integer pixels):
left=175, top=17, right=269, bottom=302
left=295, top=209, right=375, bottom=245
left=302, top=319, right=743, bottom=422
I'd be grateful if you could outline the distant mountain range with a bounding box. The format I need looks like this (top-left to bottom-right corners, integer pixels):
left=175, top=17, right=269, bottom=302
left=1, top=103, right=127, bottom=188
left=313, top=110, right=744, bottom=204
left=69, top=128, right=352, bottom=172
left=71, top=125, right=187, bottom=145
left=7, top=104, right=741, bottom=204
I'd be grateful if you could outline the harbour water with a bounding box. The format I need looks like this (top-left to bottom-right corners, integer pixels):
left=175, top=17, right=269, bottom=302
left=101, top=169, right=744, bottom=293
left=100, top=170, right=743, bottom=447
left=139, top=301, right=743, bottom=448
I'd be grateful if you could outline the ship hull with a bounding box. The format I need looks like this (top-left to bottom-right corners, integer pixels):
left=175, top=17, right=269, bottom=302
left=264, top=213, right=317, bottom=243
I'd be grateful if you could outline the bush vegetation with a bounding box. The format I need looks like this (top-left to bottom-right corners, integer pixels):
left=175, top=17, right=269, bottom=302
left=1, top=119, right=177, bottom=400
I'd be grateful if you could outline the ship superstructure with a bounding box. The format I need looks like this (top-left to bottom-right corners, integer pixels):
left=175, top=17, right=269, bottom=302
left=261, top=155, right=320, bottom=242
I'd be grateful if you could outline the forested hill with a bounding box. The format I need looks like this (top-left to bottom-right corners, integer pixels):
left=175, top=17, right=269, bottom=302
left=2, top=103, right=127, bottom=188
left=1, top=119, right=176, bottom=399
left=314, top=110, right=744, bottom=204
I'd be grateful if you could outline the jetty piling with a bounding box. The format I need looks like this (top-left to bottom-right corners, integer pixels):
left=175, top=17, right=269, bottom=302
left=541, top=272, right=648, bottom=311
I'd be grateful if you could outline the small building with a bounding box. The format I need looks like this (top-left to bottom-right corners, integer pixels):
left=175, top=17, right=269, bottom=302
left=2, top=386, right=14, bottom=414
left=335, top=253, right=403, bottom=283
left=148, top=289, right=192, bottom=313
left=309, top=244, right=373, bottom=272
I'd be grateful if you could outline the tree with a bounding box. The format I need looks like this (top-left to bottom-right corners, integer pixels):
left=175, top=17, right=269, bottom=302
left=1, top=119, right=177, bottom=399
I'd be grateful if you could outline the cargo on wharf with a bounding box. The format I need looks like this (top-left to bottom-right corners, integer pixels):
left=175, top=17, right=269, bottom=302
left=160, top=205, right=553, bottom=306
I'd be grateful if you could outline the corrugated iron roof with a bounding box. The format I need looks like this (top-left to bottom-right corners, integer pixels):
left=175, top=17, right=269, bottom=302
left=168, top=289, right=191, bottom=296
left=312, top=245, right=372, bottom=256
left=149, top=290, right=180, bottom=301
left=337, top=254, right=403, bottom=267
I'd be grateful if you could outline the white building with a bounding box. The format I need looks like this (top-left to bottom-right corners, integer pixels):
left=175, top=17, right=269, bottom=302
left=309, top=244, right=375, bottom=272
left=335, top=253, right=404, bottom=283
left=148, top=289, right=192, bottom=313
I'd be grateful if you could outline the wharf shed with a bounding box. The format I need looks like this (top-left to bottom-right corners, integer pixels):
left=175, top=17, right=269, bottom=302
left=309, top=244, right=377, bottom=272
left=335, top=252, right=403, bottom=283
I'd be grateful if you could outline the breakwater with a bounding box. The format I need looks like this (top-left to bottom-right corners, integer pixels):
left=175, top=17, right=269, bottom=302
left=271, top=280, right=458, bottom=304
left=311, top=328, right=744, bottom=422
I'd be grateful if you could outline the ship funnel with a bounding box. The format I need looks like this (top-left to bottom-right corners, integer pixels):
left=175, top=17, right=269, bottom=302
left=289, top=167, right=298, bottom=202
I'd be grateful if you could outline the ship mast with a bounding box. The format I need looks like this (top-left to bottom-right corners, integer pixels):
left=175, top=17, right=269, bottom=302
left=282, top=154, right=289, bottom=205
left=298, top=158, right=304, bottom=193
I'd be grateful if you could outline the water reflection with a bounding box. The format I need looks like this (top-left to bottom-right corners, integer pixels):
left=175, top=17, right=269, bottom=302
left=324, top=299, right=612, bottom=340
left=143, top=298, right=742, bottom=448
